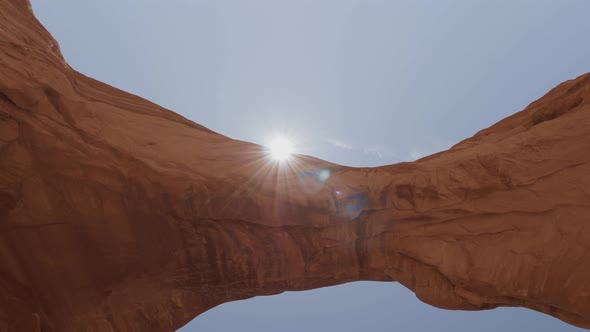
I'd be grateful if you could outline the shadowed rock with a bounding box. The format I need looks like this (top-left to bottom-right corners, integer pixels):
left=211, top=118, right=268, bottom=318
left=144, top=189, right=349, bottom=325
left=1, top=1, right=590, bottom=330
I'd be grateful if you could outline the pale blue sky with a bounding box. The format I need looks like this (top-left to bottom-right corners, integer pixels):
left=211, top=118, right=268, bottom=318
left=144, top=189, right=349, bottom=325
left=31, top=1, right=590, bottom=331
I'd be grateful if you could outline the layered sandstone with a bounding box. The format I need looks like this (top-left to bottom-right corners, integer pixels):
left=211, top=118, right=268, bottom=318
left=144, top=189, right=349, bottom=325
left=1, top=1, right=590, bottom=331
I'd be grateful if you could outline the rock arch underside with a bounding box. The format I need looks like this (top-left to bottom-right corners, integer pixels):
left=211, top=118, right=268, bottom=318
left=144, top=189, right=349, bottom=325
left=1, top=1, right=590, bottom=331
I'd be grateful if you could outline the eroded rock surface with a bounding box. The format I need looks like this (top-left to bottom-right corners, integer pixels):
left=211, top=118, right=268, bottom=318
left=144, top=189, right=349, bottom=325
left=1, top=1, right=590, bottom=331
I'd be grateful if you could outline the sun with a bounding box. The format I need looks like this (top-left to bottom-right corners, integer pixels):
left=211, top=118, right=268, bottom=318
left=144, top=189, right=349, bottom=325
left=268, top=137, right=294, bottom=161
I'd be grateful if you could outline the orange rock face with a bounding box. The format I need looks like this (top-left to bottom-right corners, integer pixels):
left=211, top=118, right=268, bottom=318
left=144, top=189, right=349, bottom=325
left=1, top=1, right=590, bottom=331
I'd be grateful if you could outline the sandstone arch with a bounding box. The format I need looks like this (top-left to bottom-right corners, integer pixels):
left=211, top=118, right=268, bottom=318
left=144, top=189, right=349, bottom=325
left=1, top=1, right=590, bottom=330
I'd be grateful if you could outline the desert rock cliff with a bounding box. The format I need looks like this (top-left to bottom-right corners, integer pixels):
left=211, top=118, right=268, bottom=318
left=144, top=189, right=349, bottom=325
left=1, top=1, right=590, bottom=331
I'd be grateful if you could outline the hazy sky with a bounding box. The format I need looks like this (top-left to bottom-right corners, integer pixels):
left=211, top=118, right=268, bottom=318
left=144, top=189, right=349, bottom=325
left=30, top=1, right=590, bottom=331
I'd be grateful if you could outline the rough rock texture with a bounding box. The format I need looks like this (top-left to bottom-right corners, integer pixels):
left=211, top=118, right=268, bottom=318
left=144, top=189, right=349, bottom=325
left=1, top=1, right=590, bottom=331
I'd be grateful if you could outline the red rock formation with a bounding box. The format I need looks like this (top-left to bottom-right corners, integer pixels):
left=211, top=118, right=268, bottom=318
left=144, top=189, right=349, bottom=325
left=1, top=1, right=590, bottom=331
